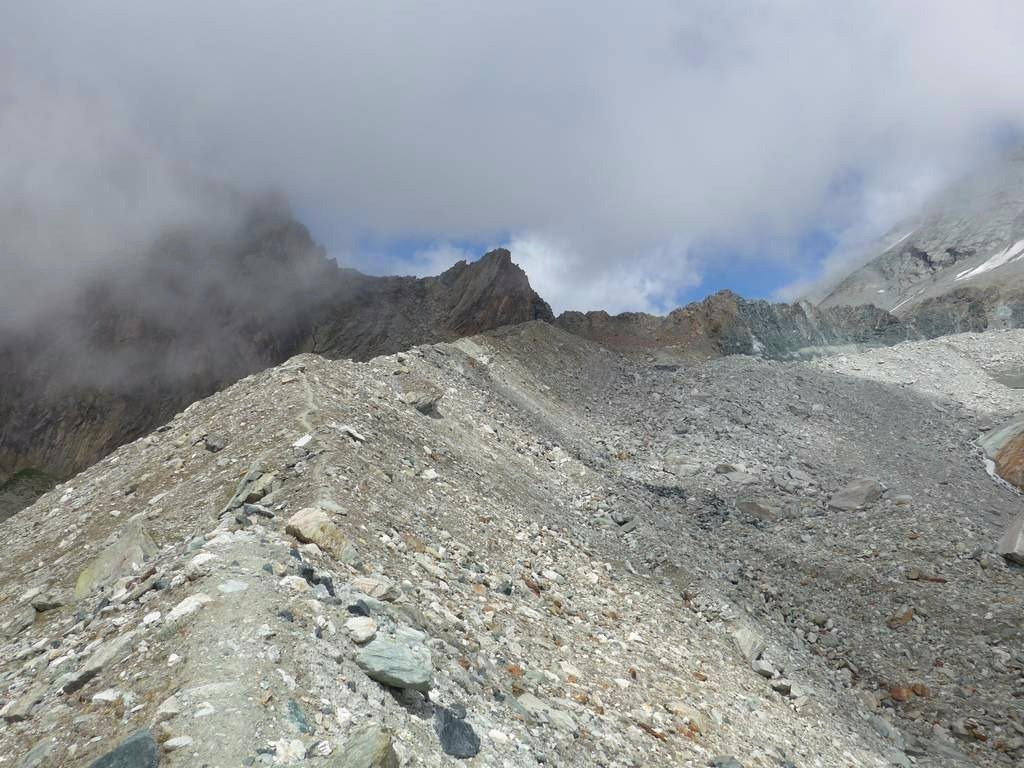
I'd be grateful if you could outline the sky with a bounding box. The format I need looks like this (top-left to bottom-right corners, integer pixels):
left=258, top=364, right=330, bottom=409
left=4, top=2, right=1024, bottom=316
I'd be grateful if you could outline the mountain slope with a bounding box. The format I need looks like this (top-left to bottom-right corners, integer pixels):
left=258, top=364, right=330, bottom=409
left=0, top=322, right=1019, bottom=766
left=818, top=151, right=1024, bottom=335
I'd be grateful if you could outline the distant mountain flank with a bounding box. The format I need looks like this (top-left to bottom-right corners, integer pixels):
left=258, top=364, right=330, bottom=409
left=816, top=151, right=1024, bottom=336
left=555, top=290, right=911, bottom=361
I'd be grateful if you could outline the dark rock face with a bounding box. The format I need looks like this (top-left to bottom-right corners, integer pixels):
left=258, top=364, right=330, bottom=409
left=556, top=291, right=912, bottom=361
left=0, top=201, right=550, bottom=504
left=0, top=469, right=54, bottom=523
left=907, top=286, right=1024, bottom=337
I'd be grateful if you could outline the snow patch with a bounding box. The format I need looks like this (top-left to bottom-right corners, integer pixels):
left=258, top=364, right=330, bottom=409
left=890, top=296, right=912, bottom=313
left=955, top=238, right=1024, bottom=281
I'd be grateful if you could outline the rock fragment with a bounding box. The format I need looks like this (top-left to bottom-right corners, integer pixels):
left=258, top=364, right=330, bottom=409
left=996, top=512, right=1024, bottom=564
left=75, top=522, right=158, bottom=598
left=285, top=508, right=358, bottom=563
left=355, top=637, right=432, bottom=691
left=332, top=724, right=399, bottom=768
left=88, top=730, right=158, bottom=768
left=828, top=478, right=884, bottom=511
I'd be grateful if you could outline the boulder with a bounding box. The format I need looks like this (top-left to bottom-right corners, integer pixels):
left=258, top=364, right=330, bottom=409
left=732, top=626, right=766, bottom=664
left=434, top=706, right=481, bottom=759
left=74, top=522, right=158, bottom=599
left=330, top=724, right=399, bottom=768
left=997, top=513, right=1024, bottom=564
left=286, top=508, right=358, bottom=563
left=56, top=632, right=136, bottom=694
left=88, top=729, right=158, bottom=768
left=829, top=478, right=884, bottom=511
left=355, top=637, right=432, bottom=691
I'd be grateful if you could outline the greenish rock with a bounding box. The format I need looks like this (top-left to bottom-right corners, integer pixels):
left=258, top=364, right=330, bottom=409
left=89, top=730, right=158, bottom=768
left=17, top=737, right=55, bottom=768
left=287, top=698, right=312, bottom=733
left=330, top=725, right=399, bottom=768
left=74, top=523, right=158, bottom=599
left=355, top=637, right=432, bottom=691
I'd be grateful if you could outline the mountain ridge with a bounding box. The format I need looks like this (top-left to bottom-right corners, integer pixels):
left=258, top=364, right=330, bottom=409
left=0, top=205, right=550, bottom=508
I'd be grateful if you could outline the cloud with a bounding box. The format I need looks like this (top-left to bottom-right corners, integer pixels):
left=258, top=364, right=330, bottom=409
left=506, top=233, right=701, bottom=314
left=0, top=70, right=244, bottom=327
left=4, top=1, right=1024, bottom=313
left=370, top=244, right=477, bottom=279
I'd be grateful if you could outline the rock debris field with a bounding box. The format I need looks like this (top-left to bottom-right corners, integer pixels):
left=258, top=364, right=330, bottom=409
left=0, top=322, right=1021, bottom=767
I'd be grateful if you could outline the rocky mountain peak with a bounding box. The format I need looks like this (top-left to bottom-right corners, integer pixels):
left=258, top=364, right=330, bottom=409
left=0, top=213, right=550, bottom=516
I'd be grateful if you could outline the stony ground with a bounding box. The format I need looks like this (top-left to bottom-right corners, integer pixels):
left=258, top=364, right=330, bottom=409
left=0, top=323, right=1021, bottom=767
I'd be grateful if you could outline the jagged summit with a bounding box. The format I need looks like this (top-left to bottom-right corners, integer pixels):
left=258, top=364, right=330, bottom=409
left=0, top=216, right=549, bottom=507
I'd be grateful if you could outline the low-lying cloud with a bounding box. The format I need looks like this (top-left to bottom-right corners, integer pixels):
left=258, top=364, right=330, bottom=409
left=4, top=1, right=1024, bottom=315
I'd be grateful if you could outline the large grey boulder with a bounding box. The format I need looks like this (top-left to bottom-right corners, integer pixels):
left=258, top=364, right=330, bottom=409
left=997, top=513, right=1024, bottom=564
left=732, top=626, right=766, bottom=664
left=355, top=636, right=432, bottom=691
left=829, top=478, right=884, bottom=511
left=74, top=522, right=158, bottom=599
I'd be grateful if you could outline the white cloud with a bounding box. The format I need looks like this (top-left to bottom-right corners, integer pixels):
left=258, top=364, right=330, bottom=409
left=362, top=244, right=477, bottom=279
left=506, top=233, right=700, bottom=314
left=4, top=1, right=1024, bottom=313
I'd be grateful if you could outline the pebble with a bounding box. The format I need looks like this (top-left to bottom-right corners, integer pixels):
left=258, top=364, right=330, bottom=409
left=166, top=593, right=213, bottom=622
left=345, top=616, right=378, bottom=644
